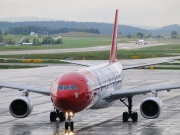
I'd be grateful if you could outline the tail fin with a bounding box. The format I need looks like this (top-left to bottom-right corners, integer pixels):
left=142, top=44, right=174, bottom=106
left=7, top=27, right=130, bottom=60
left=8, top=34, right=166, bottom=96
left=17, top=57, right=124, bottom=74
left=109, top=9, right=119, bottom=62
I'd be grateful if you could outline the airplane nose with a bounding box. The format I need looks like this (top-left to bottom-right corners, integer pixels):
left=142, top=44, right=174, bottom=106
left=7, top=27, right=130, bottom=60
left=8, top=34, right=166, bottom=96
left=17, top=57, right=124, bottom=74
left=51, top=71, right=91, bottom=113
left=55, top=90, right=86, bottom=113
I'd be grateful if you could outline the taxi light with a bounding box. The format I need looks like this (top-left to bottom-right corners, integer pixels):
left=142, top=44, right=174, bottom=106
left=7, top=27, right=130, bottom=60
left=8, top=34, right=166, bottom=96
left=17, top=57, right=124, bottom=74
left=69, top=131, right=74, bottom=135
left=69, top=112, right=73, bottom=117
left=65, top=132, right=69, bottom=135
left=65, top=112, right=68, bottom=117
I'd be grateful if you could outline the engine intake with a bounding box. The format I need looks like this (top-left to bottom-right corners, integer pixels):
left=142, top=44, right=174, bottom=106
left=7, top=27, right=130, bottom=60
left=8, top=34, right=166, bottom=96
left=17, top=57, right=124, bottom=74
left=140, top=97, right=163, bottom=119
left=9, top=96, right=33, bottom=118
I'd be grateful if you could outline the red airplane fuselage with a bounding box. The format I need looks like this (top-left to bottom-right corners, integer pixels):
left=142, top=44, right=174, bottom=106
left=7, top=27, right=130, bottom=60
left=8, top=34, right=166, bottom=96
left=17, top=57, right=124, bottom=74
left=50, top=62, right=123, bottom=113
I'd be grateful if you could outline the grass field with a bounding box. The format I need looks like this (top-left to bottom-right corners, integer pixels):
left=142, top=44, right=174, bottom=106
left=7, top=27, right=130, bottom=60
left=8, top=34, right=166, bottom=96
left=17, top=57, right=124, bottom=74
left=0, top=44, right=179, bottom=60
left=0, top=36, right=114, bottom=51
left=0, top=65, right=41, bottom=69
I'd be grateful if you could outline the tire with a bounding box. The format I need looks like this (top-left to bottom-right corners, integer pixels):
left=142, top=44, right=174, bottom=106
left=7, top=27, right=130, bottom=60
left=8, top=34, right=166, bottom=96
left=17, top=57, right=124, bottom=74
left=123, top=112, right=129, bottom=122
left=131, top=112, right=138, bottom=122
left=70, top=121, right=74, bottom=132
left=50, top=112, right=57, bottom=122
left=65, top=121, right=69, bottom=131
left=59, top=112, right=65, bottom=122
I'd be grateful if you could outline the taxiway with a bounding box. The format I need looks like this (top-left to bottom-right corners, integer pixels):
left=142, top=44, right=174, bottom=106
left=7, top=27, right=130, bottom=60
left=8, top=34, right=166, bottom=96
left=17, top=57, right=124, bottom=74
left=0, top=42, right=166, bottom=55
left=0, top=63, right=180, bottom=135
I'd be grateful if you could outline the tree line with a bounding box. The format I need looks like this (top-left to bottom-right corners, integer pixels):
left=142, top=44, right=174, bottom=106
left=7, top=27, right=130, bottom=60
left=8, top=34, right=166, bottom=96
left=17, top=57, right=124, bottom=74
left=32, top=36, right=62, bottom=46
left=5, top=26, right=100, bottom=35
left=0, top=29, right=16, bottom=44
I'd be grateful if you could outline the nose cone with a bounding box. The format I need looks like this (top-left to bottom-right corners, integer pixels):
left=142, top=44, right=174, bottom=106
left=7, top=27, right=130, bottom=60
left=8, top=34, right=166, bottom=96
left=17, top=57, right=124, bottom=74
left=51, top=72, right=91, bottom=113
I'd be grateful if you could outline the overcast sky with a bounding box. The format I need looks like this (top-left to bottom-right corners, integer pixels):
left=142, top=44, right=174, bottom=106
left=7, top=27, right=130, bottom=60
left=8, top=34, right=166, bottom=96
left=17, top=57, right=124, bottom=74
left=1, top=0, right=180, bottom=27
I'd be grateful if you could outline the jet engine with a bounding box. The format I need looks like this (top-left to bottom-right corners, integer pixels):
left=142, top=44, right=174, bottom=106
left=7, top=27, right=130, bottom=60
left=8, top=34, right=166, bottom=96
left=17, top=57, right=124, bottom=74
left=9, top=96, right=33, bottom=118
left=140, top=97, right=163, bottom=119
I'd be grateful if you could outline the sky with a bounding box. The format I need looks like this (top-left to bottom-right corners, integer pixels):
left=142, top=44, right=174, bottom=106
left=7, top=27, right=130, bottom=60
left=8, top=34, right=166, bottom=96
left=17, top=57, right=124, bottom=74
left=0, top=0, right=180, bottom=27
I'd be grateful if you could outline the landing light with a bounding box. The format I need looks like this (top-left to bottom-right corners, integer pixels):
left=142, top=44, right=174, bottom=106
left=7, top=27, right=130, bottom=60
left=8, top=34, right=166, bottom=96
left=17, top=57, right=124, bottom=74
left=65, top=111, right=74, bottom=118
left=64, top=131, right=74, bottom=135
left=69, top=112, right=73, bottom=117
left=69, top=131, right=74, bottom=135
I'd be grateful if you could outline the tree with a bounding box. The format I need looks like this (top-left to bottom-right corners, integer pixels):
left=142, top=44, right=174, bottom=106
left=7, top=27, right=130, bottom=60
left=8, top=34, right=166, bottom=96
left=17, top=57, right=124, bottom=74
left=137, top=32, right=144, bottom=38
left=127, top=33, right=131, bottom=38
left=24, top=39, right=29, bottom=43
left=171, top=31, right=177, bottom=38
left=4, top=31, right=8, bottom=35
left=24, top=29, right=28, bottom=35
left=0, top=29, right=3, bottom=36
left=147, top=34, right=152, bottom=38
left=5, top=38, right=16, bottom=45
left=42, top=36, right=54, bottom=44
left=54, top=38, right=62, bottom=44
left=0, top=36, right=4, bottom=42
left=33, top=38, right=39, bottom=46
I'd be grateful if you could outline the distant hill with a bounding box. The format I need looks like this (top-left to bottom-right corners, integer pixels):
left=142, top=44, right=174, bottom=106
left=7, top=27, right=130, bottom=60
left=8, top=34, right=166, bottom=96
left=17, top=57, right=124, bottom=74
left=149, top=24, right=180, bottom=34
left=0, top=21, right=179, bottom=35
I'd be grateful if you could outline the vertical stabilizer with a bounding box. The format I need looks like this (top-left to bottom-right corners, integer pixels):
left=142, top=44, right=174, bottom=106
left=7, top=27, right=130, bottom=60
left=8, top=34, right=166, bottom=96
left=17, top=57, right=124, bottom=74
left=109, top=9, right=119, bottom=62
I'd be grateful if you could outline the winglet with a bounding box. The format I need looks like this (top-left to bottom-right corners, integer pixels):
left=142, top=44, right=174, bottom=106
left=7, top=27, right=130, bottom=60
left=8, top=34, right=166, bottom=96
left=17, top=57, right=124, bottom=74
left=109, top=9, right=119, bottom=62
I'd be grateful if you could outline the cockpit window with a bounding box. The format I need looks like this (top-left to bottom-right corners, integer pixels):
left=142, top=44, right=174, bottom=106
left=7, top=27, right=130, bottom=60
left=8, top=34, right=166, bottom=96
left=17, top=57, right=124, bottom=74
left=57, top=85, right=77, bottom=90
left=71, top=85, right=77, bottom=90
left=58, top=85, right=64, bottom=90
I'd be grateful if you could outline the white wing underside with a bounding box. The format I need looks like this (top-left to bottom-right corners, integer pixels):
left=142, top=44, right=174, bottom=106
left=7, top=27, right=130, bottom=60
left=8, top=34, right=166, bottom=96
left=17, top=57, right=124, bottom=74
left=103, top=84, right=180, bottom=102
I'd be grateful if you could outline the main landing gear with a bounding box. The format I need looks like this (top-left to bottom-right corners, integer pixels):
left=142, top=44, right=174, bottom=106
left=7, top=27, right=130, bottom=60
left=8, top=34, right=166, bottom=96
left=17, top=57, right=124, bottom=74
left=120, top=96, right=138, bottom=122
left=50, top=108, right=65, bottom=122
left=65, top=111, right=74, bottom=132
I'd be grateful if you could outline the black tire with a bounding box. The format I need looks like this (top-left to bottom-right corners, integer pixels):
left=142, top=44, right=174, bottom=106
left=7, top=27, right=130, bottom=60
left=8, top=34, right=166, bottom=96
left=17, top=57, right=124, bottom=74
left=65, top=121, right=69, bottom=131
left=50, top=112, right=57, bottom=122
left=123, top=112, right=129, bottom=122
left=59, top=112, right=65, bottom=122
left=131, top=112, right=138, bottom=122
left=70, top=121, right=74, bottom=132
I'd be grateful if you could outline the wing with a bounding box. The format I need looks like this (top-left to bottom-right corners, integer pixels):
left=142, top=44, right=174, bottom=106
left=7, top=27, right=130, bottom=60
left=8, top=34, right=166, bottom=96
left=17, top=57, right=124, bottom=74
left=0, top=82, right=50, bottom=96
left=103, top=84, right=180, bottom=102
left=123, top=60, right=173, bottom=70
left=60, top=60, right=92, bottom=67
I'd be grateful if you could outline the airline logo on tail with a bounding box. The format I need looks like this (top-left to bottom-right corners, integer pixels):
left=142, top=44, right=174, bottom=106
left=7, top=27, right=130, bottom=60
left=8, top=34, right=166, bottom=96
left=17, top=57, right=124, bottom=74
left=109, top=9, right=119, bottom=62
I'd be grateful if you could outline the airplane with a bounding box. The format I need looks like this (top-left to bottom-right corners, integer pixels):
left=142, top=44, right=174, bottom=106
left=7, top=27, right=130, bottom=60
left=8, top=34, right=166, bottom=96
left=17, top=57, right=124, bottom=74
left=136, top=39, right=147, bottom=45
left=0, top=9, right=180, bottom=134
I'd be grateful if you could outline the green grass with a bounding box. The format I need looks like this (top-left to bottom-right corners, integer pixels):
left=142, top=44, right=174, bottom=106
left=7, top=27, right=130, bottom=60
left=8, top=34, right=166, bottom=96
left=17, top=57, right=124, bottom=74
left=0, top=44, right=179, bottom=60
left=0, top=65, right=41, bottom=69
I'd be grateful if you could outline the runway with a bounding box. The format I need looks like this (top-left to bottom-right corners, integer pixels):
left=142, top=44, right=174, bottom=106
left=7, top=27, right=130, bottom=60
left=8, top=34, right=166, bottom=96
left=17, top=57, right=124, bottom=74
left=0, top=42, right=166, bottom=55
left=0, top=63, right=180, bottom=135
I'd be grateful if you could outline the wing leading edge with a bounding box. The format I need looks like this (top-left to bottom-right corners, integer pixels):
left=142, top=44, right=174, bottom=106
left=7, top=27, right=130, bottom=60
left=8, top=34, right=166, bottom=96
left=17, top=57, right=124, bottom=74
left=103, top=84, right=180, bottom=102
left=0, top=82, right=50, bottom=96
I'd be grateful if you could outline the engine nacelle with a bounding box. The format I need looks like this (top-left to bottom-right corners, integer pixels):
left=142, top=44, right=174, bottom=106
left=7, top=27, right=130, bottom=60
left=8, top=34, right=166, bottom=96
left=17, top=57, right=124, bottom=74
left=140, top=97, right=163, bottom=119
left=9, top=96, right=33, bottom=118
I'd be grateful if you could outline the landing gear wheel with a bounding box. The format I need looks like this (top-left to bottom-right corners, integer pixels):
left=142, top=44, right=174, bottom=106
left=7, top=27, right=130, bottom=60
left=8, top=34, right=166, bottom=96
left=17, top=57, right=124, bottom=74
left=65, top=121, right=69, bottom=131
left=123, top=112, right=129, bottom=122
left=59, top=112, right=65, bottom=122
left=131, top=112, right=138, bottom=122
left=120, top=97, right=138, bottom=122
left=50, top=111, right=57, bottom=122
left=70, top=121, right=74, bottom=132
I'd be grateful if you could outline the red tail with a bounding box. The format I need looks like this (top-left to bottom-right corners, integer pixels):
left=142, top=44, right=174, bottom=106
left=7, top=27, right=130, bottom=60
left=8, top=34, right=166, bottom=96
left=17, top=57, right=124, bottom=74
left=109, top=9, right=118, bottom=62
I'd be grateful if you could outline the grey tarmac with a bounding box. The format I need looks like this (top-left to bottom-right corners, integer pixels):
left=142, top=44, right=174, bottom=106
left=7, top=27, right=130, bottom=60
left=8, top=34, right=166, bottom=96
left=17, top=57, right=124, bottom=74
left=0, top=62, right=180, bottom=135
left=0, top=43, right=166, bottom=55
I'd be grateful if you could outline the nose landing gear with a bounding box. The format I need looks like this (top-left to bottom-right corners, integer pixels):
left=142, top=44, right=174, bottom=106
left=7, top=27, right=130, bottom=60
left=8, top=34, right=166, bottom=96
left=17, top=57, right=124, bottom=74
left=65, top=111, right=74, bottom=132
